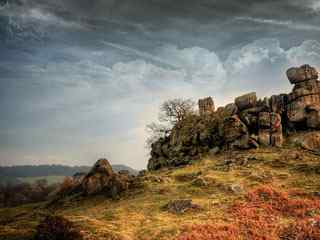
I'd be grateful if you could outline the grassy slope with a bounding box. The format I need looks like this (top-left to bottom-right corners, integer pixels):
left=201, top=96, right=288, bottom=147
left=1, top=145, right=320, bottom=240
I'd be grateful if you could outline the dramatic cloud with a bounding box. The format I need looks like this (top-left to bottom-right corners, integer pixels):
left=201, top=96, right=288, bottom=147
left=235, top=17, right=320, bottom=32
left=1, top=0, right=320, bottom=169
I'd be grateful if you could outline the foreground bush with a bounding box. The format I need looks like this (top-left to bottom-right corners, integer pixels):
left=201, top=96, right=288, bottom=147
left=35, top=215, right=84, bottom=240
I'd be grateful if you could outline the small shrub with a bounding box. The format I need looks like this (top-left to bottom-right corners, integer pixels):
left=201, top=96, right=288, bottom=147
left=177, top=224, right=240, bottom=240
left=177, top=186, right=320, bottom=240
left=35, top=215, right=83, bottom=240
left=280, top=216, right=320, bottom=240
left=56, top=177, right=77, bottom=197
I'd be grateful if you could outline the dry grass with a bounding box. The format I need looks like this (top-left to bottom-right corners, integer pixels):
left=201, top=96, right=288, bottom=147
left=1, top=146, right=320, bottom=240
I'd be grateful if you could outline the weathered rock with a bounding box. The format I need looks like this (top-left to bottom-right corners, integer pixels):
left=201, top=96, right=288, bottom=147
left=91, top=159, right=113, bottom=175
left=198, top=97, right=215, bottom=116
left=306, top=105, right=320, bottom=129
left=286, top=64, right=318, bottom=84
left=258, top=129, right=270, bottom=146
left=222, top=116, right=248, bottom=143
left=222, top=116, right=258, bottom=149
left=162, top=199, right=200, bottom=214
left=221, top=103, right=239, bottom=118
left=239, top=109, right=258, bottom=131
left=148, top=114, right=221, bottom=170
left=81, top=159, right=129, bottom=197
left=191, top=177, right=208, bottom=187
left=293, top=132, right=320, bottom=152
left=72, top=172, right=86, bottom=184
left=259, top=112, right=271, bottom=129
left=258, top=112, right=283, bottom=147
left=270, top=132, right=283, bottom=147
left=235, top=92, right=257, bottom=111
left=269, top=94, right=288, bottom=113
left=286, top=65, right=320, bottom=125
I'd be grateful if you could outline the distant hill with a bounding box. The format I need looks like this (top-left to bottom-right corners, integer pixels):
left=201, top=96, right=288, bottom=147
left=0, top=164, right=138, bottom=185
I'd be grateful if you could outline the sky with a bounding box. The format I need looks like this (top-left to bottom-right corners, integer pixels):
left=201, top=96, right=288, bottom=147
left=1, top=0, right=320, bottom=169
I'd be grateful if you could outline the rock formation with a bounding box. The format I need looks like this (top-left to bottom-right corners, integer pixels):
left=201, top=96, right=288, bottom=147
left=80, top=159, right=131, bottom=197
left=198, top=97, right=215, bottom=115
left=286, top=64, right=320, bottom=129
left=53, top=159, right=133, bottom=199
left=148, top=65, right=320, bottom=171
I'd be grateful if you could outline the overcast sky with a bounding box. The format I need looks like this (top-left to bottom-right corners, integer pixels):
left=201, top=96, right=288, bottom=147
left=1, top=0, right=320, bottom=169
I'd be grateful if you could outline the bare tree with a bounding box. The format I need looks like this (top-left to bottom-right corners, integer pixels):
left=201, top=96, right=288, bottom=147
left=159, top=98, right=195, bottom=124
left=146, top=98, right=195, bottom=148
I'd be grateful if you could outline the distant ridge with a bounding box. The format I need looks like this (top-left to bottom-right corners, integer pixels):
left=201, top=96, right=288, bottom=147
left=0, top=164, right=139, bottom=185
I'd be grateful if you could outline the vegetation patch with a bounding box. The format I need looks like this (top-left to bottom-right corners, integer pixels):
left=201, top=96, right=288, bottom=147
left=177, top=186, right=320, bottom=240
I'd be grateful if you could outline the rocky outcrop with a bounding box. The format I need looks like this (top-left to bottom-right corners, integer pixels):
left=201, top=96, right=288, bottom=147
left=148, top=114, right=221, bottom=170
left=148, top=65, right=320, bottom=171
left=287, top=65, right=320, bottom=129
left=80, top=159, right=130, bottom=197
left=235, top=92, right=257, bottom=111
left=198, top=97, right=215, bottom=116
left=258, top=112, right=283, bottom=147
left=53, top=159, right=133, bottom=199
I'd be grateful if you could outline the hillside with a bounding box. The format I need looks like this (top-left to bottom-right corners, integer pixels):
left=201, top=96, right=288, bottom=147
left=1, top=143, right=320, bottom=240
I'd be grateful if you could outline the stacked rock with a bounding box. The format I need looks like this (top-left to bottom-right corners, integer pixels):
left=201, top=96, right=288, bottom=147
left=221, top=91, right=284, bottom=149
left=147, top=65, right=320, bottom=171
left=258, top=112, right=283, bottom=147
left=286, top=64, right=320, bottom=129
left=198, top=97, right=215, bottom=116
left=222, top=115, right=250, bottom=149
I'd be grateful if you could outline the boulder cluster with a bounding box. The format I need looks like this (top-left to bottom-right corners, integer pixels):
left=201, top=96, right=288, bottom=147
left=56, top=159, right=133, bottom=199
left=148, top=65, right=320, bottom=171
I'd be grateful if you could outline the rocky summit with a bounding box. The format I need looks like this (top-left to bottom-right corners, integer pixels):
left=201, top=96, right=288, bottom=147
left=148, top=64, right=320, bottom=170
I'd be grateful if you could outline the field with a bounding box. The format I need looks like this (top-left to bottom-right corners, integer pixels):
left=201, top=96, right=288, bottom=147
left=18, top=176, right=66, bottom=185
left=1, top=145, right=320, bottom=240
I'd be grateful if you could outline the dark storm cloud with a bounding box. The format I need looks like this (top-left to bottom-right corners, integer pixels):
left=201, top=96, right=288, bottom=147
left=1, top=0, right=320, bottom=168
left=3, top=0, right=317, bottom=27
left=3, top=0, right=319, bottom=53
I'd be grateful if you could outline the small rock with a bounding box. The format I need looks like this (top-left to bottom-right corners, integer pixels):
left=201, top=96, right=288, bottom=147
left=228, top=184, right=244, bottom=194
left=235, top=92, right=257, bottom=111
left=209, top=147, right=220, bottom=155
left=191, top=177, right=208, bottom=187
left=163, top=199, right=200, bottom=214
left=138, top=170, right=148, bottom=177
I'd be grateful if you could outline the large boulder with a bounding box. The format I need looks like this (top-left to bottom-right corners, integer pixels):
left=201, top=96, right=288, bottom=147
left=306, top=105, right=320, bottom=129
left=286, top=65, right=320, bottom=125
left=286, top=64, right=318, bottom=84
left=258, top=112, right=283, bottom=147
left=291, top=132, right=320, bottom=152
left=81, top=159, right=129, bottom=197
left=235, top=92, right=257, bottom=111
left=216, top=103, right=238, bottom=120
left=222, top=116, right=248, bottom=143
left=221, top=116, right=257, bottom=149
